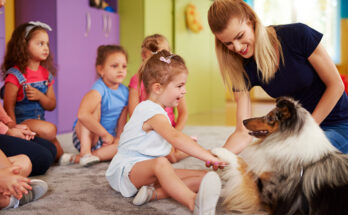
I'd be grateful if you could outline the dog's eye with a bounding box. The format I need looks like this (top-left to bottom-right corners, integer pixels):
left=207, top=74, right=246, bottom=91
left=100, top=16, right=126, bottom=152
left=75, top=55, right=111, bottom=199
left=267, top=115, right=275, bottom=122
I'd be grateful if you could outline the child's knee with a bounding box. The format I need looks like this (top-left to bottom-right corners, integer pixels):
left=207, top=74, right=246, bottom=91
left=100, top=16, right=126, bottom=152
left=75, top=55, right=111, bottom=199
left=153, top=157, right=171, bottom=171
left=38, top=122, right=57, bottom=139
left=14, top=154, right=32, bottom=177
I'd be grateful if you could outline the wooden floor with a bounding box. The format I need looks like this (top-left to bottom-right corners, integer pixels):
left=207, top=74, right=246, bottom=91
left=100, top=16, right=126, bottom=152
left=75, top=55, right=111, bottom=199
left=186, top=101, right=275, bottom=126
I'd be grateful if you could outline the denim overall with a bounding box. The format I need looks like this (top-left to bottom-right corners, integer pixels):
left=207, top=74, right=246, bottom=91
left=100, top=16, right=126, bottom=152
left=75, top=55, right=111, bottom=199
left=5, top=68, right=53, bottom=124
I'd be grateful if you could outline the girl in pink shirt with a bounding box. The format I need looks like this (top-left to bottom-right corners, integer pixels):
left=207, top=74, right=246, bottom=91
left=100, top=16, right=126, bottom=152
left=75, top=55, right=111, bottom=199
left=1, top=21, right=63, bottom=160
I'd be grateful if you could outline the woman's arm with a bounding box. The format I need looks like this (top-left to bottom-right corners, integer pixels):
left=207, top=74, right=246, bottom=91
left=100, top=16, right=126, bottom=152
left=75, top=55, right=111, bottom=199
left=223, top=91, right=253, bottom=154
left=308, top=44, right=345, bottom=124
left=174, top=97, right=188, bottom=131
left=128, top=88, right=140, bottom=117
left=3, top=83, right=19, bottom=122
left=77, top=90, right=112, bottom=142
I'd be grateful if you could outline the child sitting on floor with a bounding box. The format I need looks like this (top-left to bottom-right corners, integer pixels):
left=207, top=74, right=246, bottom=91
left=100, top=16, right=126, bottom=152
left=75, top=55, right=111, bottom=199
left=106, top=50, right=225, bottom=214
left=1, top=21, right=63, bottom=160
left=60, top=45, right=128, bottom=167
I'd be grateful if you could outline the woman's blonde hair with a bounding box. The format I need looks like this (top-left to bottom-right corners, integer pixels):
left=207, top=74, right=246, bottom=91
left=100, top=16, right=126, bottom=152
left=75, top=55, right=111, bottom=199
left=208, top=0, right=283, bottom=91
left=139, top=50, right=187, bottom=95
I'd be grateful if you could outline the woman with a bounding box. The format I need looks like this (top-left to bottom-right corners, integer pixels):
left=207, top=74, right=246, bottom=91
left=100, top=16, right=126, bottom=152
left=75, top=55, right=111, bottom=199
left=208, top=0, right=348, bottom=153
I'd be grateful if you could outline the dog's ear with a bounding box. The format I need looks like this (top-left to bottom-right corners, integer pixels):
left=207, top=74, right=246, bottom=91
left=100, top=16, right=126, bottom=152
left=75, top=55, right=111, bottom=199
left=276, top=97, right=296, bottom=122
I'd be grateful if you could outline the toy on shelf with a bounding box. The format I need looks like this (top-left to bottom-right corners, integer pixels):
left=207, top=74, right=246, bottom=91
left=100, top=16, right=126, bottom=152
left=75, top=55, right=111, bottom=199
left=185, top=3, right=203, bottom=33
left=89, top=0, right=115, bottom=13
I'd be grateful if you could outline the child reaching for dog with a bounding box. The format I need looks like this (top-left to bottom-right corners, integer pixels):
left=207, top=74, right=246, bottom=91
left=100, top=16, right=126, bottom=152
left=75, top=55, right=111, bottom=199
left=1, top=21, right=63, bottom=160
left=128, top=34, right=189, bottom=163
left=59, top=45, right=128, bottom=167
left=106, top=50, right=224, bottom=214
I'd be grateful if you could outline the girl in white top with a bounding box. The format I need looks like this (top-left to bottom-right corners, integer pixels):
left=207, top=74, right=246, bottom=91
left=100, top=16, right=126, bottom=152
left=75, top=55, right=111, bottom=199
left=106, top=50, right=225, bottom=214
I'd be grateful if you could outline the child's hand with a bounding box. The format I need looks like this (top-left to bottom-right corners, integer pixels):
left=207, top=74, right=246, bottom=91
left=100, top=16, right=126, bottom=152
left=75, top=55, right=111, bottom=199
left=112, top=137, right=120, bottom=145
left=101, top=133, right=114, bottom=145
left=25, top=85, right=43, bottom=101
left=0, top=166, right=32, bottom=200
left=205, top=159, right=228, bottom=171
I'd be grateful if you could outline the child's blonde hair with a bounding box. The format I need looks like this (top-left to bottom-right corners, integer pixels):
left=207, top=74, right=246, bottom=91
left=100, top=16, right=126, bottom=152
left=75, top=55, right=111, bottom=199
left=1, top=22, right=56, bottom=79
left=208, top=0, right=283, bottom=91
left=141, top=34, right=170, bottom=54
left=139, top=50, right=187, bottom=95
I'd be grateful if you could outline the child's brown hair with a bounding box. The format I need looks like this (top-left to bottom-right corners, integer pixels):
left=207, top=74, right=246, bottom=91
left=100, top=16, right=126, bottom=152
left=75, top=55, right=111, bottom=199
left=1, top=22, right=56, bottom=80
left=139, top=50, right=188, bottom=95
left=95, top=44, right=128, bottom=67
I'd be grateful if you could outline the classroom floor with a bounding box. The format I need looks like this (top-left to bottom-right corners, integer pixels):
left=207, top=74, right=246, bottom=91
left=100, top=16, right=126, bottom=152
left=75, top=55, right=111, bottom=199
left=187, top=101, right=275, bottom=126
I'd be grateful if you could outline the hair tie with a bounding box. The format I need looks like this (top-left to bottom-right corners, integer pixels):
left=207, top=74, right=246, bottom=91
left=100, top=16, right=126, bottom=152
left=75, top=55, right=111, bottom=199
left=159, top=55, right=175, bottom=64
left=25, top=21, right=52, bottom=38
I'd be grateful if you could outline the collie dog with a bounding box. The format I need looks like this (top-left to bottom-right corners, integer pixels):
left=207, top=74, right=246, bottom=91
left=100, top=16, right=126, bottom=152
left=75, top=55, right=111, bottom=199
left=212, top=97, right=348, bottom=215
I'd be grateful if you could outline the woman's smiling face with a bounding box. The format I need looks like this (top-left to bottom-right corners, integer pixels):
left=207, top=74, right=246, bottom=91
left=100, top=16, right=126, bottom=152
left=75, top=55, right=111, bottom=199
left=215, top=18, right=255, bottom=59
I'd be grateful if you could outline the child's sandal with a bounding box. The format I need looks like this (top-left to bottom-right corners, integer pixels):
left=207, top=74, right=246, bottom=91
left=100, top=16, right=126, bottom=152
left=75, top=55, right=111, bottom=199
left=132, top=185, right=156, bottom=206
left=58, top=153, right=76, bottom=166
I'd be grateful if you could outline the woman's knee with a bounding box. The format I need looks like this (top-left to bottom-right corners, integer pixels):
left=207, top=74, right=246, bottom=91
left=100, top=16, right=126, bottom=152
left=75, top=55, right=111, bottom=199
left=30, top=152, right=54, bottom=176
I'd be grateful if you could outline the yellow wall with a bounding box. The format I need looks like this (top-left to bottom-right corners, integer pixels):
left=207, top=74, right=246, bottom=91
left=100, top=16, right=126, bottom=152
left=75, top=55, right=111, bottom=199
left=174, top=0, right=225, bottom=113
left=341, top=19, right=348, bottom=75
left=119, top=0, right=225, bottom=114
left=118, top=0, right=145, bottom=85
left=144, top=0, right=173, bottom=47
left=4, top=0, right=14, bottom=43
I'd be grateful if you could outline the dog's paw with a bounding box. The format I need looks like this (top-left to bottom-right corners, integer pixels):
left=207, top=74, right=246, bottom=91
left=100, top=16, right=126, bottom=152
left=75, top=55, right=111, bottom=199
left=212, top=147, right=237, bottom=164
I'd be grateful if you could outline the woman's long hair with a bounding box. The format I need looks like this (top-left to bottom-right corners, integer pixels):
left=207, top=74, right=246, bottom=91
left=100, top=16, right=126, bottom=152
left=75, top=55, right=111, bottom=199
left=208, top=0, right=283, bottom=91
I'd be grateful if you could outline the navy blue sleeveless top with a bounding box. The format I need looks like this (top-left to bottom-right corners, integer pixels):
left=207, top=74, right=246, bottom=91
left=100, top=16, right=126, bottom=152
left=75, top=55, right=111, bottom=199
left=244, top=23, right=348, bottom=126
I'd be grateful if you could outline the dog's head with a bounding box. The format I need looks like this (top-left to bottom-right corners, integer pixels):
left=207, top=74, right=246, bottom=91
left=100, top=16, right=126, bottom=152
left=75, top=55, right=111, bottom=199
left=243, top=97, right=304, bottom=139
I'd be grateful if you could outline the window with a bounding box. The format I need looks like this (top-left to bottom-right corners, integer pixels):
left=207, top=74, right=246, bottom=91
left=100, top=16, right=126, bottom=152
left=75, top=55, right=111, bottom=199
left=253, top=0, right=340, bottom=63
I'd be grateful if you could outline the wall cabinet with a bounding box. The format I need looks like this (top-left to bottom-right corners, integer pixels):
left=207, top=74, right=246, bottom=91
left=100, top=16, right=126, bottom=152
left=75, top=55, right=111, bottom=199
left=15, top=0, right=119, bottom=133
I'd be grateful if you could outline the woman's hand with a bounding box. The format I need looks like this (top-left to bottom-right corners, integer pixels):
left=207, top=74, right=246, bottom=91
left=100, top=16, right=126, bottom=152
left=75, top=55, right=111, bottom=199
left=15, top=124, right=36, bottom=140
left=6, top=127, right=36, bottom=140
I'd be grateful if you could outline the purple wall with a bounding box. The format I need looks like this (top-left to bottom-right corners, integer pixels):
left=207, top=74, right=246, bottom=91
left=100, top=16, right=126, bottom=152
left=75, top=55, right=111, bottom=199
left=15, top=0, right=58, bottom=125
left=15, top=0, right=119, bottom=133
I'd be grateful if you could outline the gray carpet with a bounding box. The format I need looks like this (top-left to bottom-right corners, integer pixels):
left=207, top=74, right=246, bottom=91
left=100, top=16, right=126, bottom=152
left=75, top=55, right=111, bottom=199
left=3, top=126, right=236, bottom=215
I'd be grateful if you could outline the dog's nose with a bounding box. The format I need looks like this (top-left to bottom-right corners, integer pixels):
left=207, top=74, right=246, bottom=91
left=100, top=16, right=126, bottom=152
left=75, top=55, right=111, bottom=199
left=243, top=119, right=248, bottom=126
